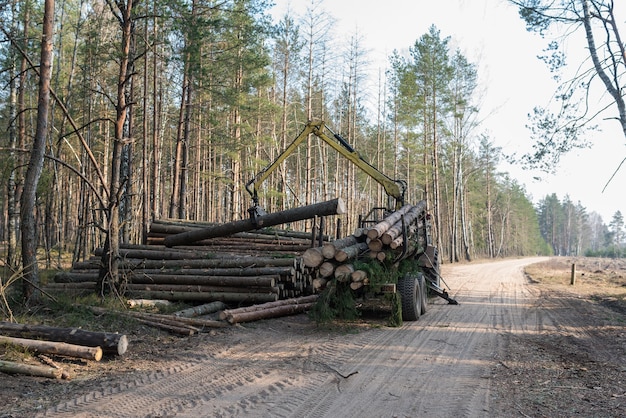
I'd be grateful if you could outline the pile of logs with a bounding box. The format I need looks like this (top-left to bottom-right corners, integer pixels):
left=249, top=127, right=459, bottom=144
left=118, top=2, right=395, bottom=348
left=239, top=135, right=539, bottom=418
left=302, top=231, right=370, bottom=292
left=365, top=201, right=427, bottom=261
left=0, top=321, right=128, bottom=379
left=302, top=201, right=428, bottom=293
left=48, top=199, right=345, bottom=305
left=51, top=243, right=309, bottom=303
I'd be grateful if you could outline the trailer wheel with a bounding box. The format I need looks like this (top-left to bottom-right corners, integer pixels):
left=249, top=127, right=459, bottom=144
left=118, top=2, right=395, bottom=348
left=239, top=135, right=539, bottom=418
left=398, top=274, right=422, bottom=321
left=418, top=273, right=428, bottom=315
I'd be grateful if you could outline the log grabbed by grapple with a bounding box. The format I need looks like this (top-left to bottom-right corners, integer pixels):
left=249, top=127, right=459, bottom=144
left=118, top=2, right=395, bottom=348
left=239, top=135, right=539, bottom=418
left=164, top=198, right=345, bottom=247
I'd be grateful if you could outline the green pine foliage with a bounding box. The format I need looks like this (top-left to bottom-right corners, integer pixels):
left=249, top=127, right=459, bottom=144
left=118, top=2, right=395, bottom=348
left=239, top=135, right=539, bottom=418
left=309, top=279, right=360, bottom=324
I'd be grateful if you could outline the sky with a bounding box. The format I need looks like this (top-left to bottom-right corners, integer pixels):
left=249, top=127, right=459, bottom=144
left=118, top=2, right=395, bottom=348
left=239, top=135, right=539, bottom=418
left=269, top=0, right=626, bottom=223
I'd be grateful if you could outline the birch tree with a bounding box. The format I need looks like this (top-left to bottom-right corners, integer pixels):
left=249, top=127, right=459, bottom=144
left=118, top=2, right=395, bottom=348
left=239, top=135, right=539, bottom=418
left=512, top=0, right=626, bottom=185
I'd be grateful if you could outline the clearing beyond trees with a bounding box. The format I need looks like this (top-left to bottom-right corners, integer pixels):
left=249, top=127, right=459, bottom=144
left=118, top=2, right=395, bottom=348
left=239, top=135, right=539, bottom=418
left=1, top=257, right=625, bottom=417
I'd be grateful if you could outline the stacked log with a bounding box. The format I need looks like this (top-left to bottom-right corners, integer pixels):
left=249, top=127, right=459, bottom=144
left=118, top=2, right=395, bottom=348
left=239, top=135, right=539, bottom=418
left=302, top=230, right=371, bottom=292
left=366, top=201, right=427, bottom=261
left=49, top=199, right=347, bottom=309
left=50, top=244, right=308, bottom=302
left=302, top=201, right=428, bottom=294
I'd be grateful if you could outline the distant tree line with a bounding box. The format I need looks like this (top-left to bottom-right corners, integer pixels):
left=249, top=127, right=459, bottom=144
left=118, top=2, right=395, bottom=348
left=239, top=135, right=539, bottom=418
left=537, top=194, right=624, bottom=258
left=0, top=0, right=622, bottom=300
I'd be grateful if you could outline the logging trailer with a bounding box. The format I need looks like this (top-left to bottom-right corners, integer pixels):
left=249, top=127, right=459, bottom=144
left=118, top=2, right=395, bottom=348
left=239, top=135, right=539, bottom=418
left=245, top=120, right=457, bottom=322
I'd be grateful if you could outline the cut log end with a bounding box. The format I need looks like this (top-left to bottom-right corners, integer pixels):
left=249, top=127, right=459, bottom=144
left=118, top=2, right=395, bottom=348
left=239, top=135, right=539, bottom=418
left=116, top=335, right=129, bottom=356
left=336, top=197, right=347, bottom=214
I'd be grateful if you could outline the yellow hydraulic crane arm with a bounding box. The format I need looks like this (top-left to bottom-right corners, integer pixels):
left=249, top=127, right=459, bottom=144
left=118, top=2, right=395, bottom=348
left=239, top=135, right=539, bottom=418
left=246, top=120, right=406, bottom=214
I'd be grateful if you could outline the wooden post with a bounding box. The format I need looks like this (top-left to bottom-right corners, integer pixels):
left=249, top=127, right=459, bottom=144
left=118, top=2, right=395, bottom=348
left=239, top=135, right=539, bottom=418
left=570, top=263, right=576, bottom=285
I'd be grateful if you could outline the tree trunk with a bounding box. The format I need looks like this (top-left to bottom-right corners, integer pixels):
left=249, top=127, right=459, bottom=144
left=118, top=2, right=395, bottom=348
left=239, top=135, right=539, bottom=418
left=172, top=301, right=228, bottom=318
left=126, top=290, right=278, bottom=303
left=334, top=264, right=354, bottom=282
left=98, top=0, right=134, bottom=294
left=219, top=295, right=318, bottom=323
left=318, top=261, right=336, bottom=278
left=20, top=0, right=54, bottom=303
left=124, top=283, right=278, bottom=294
left=381, top=204, right=425, bottom=245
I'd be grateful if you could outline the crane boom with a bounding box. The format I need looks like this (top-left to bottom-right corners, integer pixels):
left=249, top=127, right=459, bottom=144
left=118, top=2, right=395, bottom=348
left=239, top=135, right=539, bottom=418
left=246, top=120, right=406, bottom=216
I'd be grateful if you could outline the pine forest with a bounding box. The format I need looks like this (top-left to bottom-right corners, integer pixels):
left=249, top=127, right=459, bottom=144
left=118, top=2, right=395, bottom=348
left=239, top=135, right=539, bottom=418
left=0, top=0, right=624, bottom=298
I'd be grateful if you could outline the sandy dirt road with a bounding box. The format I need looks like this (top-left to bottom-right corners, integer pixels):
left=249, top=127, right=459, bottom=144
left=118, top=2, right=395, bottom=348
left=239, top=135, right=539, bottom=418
left=36, top=257, right=550, bottom=417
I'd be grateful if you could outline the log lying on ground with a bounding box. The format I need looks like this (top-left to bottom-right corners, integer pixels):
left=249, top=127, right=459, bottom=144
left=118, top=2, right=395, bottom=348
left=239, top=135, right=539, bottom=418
left=164, top=198, right=346, bottom=247
left=172, top=301, right=228, bottom=318
left=88, top=306, right=229, bottom=335
left=219, top=295, right=318, bottom=324
left=0, top=335, right=102, bottom=361
left=38, top=354, right=71, bottom=379
left=127, top=299, right=172, bottom=308
left=0, top=322, right=128, bottom=356
left=0, top=360, right=64, bottom=379
left=226, top=302, right=315, bottom=324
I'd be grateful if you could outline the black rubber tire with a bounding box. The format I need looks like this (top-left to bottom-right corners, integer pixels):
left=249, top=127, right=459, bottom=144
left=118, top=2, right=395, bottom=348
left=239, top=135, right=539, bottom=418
left=418, top=273, right=428, bottom=315
left=398, top=274, right=422, bottom=321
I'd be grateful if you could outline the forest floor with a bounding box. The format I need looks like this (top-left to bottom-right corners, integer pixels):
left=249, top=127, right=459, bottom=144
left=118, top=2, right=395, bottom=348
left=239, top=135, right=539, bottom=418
left=1, top=256, right=625, bottom=417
